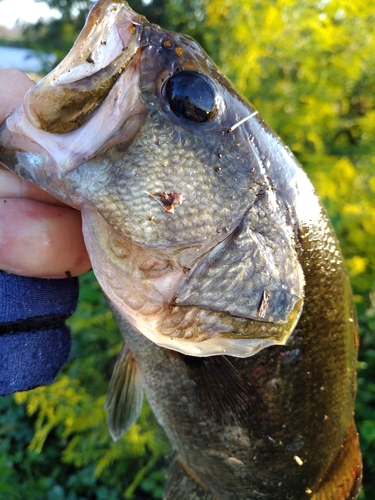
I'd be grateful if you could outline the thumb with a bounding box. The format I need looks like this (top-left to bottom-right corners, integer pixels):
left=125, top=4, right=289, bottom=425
left=0, top=68, right=35, bottom=124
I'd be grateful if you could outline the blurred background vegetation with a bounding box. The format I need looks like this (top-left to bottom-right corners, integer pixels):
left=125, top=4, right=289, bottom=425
left=0, top=0, right=374, bottom=498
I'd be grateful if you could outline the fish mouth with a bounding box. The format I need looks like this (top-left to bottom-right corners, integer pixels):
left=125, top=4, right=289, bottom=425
left=24, top=0, right=146, bottom=134
left=2, top=0, right=149, bottom=175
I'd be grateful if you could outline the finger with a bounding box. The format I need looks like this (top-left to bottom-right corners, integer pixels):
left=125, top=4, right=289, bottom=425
left=0, top=69, right=34, bottom=124
left=0, top=198, right=91, bottom=278
left=0, top=166, right=66, bottom=206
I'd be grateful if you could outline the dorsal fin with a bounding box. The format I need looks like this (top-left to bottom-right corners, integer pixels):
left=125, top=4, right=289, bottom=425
left=105, top=343, right=143, bottom=441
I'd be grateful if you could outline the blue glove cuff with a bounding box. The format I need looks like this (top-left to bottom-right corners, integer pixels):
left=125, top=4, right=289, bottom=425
left=0, top=271, right=79, bottom=395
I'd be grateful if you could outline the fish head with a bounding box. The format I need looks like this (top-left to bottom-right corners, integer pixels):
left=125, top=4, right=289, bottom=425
left=0, top=0, right=305, bottom=357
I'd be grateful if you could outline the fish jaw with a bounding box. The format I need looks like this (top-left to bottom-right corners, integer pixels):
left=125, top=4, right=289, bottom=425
left=24, top=0, right=146, bottom=135
left=0, top=0, right=148, bottom=206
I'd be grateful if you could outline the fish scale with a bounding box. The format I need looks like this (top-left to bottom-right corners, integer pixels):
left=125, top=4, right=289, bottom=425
left=95, top=122, right=256, bottom=245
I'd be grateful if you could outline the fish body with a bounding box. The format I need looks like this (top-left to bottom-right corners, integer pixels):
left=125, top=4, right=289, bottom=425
left=0, top=1, right=362, bottom=498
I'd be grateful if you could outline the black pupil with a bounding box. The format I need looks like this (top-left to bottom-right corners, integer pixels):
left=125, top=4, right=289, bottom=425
left=165, top=71, right=217, bottom=123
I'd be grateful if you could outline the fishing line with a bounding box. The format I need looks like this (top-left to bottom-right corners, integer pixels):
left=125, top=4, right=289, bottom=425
left=227, top=111, right=258, bottom=133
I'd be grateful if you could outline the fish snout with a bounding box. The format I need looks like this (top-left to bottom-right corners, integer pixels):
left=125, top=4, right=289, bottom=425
left=24, top=0, right=146, bottom=134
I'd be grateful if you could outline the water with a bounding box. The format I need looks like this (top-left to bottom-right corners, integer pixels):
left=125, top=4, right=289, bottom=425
left=0, top=45, right=55, bottom=73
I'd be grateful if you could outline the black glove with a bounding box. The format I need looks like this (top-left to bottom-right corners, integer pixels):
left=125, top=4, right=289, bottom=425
left=0, top=271, right=78, bottom=395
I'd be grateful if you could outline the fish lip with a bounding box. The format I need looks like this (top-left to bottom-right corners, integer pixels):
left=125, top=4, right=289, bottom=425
left=24, top=0, right=147, bottom=133
left=1, top=1, right=149, bottom=175
left=51, top=0, right=145, bottom=86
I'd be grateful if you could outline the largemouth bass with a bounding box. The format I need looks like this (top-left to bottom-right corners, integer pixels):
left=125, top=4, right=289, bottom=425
left=0, top=1, right=362, bottom=498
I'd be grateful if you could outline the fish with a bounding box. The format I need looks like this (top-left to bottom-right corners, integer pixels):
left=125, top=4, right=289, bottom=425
left=0, top=0, right=362, bottom=498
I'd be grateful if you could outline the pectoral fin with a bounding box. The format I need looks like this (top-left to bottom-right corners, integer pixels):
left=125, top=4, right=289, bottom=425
left=183, top=355, right=268, bottom=426
left=105, top=343, right=143, bottom=441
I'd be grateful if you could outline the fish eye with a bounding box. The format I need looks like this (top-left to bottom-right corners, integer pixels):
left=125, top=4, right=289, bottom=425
left=164, top=71, right=218, bottom=123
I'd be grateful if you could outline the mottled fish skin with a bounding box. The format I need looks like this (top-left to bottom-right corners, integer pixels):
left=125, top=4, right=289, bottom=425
left=0, top=1, right=362, bottom=498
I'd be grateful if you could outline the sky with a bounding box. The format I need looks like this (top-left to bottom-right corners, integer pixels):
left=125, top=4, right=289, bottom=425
left=0, top=0, right=60, bottom=29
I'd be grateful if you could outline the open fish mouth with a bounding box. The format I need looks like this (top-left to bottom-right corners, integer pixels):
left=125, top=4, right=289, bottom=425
left=2, top=0, right=147, bottom=177
left=25, top=0, right=145, bottom=134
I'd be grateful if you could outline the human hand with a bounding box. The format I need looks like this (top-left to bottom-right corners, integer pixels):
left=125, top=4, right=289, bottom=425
left=0, top=68, right=91, bottom=278
left=0, top=69, right=92, bottom=395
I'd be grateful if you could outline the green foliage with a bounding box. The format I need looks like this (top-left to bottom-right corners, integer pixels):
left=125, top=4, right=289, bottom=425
left=1, top=0, right=374, bottom=498
left=201, top=2, right=375, bottom=496
left=22, top=6, right=92, bottom=65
